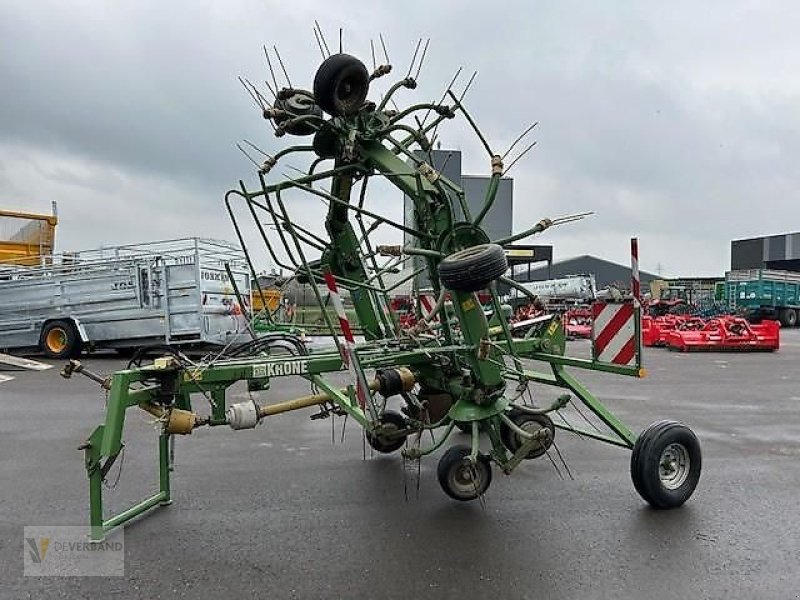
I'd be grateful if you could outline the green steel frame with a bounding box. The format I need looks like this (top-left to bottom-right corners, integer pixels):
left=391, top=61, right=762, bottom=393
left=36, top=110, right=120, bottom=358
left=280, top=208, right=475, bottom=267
left=78, top=49, right=647, bottom=540
left=81, top=319, right=642, bottom=540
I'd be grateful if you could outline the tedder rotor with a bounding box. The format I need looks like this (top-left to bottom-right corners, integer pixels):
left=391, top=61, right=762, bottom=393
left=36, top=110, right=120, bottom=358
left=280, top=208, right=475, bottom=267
left=69, top=40, right=701, bottom=541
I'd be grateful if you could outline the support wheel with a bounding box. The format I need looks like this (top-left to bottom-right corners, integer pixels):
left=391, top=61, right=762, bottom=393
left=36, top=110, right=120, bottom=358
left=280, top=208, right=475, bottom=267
left=366, top=410, right=407, bottom=454
left=437, top=445, right=492, bottom=501
left=40, top=320, right=82, bottom=359
left=500, top=410, right=555, bottom=459
left=438, top=244, right=508, bottom=292
left=313, top=54, right=370, bottom=117
left=631, top=420, right=701, bottom=509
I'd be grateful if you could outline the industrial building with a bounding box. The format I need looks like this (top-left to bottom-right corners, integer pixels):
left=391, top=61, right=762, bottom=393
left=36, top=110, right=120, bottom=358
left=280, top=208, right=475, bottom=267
left=399, top=152, right=654, bottom=294
left=403, top=149, right=513, bottom=288
left=731, top=232, right=800, bottom=272
left=403, top=149, right=513, bottom=241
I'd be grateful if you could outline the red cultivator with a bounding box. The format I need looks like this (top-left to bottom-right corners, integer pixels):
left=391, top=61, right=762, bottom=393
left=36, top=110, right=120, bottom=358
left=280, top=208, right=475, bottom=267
left=665, top=316, right=780, bottom=352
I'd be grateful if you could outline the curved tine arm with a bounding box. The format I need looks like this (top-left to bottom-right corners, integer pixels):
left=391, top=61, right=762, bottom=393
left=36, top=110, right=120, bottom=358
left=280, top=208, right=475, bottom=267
left=263, top=164, right=359, bottom=195
left=258, top=145, right=317, bottom=175
left=446, top=90, right=493, bottom=158
left=493, top=212, right=592, bottom=246
left=385, top=103, right=444, bottom=126
left=272, top=145, right=315, bottom=161
left=492, top=219, right=553, bottom=246
left=255, top=144, right=319, bottom=179
left=308, top=157, right=330, bottom=176
left=376, top=78, right=416, bottom=112
left=382, top=134, right=427, bottom=165
left=274, top=114, right=325, bottom=136
left=378, top=123, right=430, bottom=145
left=396, top=109, right=454, bottom=149
left=472, top=168, right=501, bottom=228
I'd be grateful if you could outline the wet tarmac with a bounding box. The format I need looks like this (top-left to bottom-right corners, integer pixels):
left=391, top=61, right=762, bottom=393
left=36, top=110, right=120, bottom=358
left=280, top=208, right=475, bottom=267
left=2, top=330, right=800, bottom=599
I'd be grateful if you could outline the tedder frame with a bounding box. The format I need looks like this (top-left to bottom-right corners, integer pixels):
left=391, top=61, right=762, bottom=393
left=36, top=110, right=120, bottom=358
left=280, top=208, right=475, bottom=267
left=68, top=40, right=701, bottom=541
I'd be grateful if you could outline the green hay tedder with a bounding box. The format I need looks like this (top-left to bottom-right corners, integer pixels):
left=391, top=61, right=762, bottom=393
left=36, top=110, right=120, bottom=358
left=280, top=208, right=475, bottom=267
left=66, top=39, right=701, bottom=541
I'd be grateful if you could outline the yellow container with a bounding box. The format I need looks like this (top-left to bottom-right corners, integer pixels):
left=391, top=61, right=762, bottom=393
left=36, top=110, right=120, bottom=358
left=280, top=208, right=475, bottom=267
left=252, top=288, right=281, bottom=312
left=0, top=209, right=58, bottom=266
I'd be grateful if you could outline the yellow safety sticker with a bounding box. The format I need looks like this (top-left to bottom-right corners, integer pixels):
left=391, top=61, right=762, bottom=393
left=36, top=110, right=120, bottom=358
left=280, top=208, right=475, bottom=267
left=462, top=298, right=476, bottom=311
left=547, top=321, right=559, bottom=335
left=184, top=368, right=203, bottom=382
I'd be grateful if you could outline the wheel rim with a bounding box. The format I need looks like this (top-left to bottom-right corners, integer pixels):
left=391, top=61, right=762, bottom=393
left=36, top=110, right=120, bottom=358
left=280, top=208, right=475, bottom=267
left=374, top=423, right=399, bottom=446
left=367, top=413, right=407, bottom=452
left=517, top=421, right=547, bottom=455
left=658, top=443, right=690, bottom=490
left=333, top=72, right=368, bottom=114
left=46, top=328, right=67, bottom=353
left=448, top=460, right=485, bottom=498
left=338, top=79, right=355, bottom=102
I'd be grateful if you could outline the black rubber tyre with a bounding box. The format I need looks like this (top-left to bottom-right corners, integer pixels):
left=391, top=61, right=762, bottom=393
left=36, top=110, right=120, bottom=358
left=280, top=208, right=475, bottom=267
left=437, top=445, right=492, bottom=501
left=366, top=410, right=408, bottom=454
left=312, top=123, right=341, bottom=158
left=438, top=243, right=508, bottom=292
left=40, top=319, right=82, bottom=359
left=313, top=53, right=370, bottom=117
left=631, top=420, right=701, bottom=509
left=779, top=308, right=797, bottom=328
left=500, top=410, right=555, bottom=459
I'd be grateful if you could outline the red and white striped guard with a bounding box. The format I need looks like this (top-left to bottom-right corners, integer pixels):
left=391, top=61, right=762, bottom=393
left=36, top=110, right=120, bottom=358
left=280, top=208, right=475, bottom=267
left=591, top=302, right=636, bottom=365
left=323, top=271, right=371, bottom=412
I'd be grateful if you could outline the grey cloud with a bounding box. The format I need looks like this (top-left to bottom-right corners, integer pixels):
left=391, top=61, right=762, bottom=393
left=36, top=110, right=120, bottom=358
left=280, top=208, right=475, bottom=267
left=1, top=0, right=799, bottom=276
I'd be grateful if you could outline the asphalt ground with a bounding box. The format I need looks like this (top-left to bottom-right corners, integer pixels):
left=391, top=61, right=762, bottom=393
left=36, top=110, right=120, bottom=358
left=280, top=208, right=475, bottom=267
left=2, top=330, right=800, bottom=599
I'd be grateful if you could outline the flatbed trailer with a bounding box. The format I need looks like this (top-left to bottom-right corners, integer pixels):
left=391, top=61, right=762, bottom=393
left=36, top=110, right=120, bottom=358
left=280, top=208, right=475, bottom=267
left=0, top=237, right=251, bottom=357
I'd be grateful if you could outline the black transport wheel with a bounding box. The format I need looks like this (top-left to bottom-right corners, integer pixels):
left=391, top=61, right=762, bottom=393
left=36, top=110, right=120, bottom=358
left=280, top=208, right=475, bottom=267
left=438, top=243, right=508, bottom=292
left=40, top=320, right=82, bottom=359
left=313, top=54, right=370, bottom=117
left=366, top=410, right=408, bottom=454
left=631, top=420, right=701, bottom=509
left=500, top=410, right=555, bottom=459
left=779, top=308, right=797, bottom=328
left=437, top=445, right=492, bottom=501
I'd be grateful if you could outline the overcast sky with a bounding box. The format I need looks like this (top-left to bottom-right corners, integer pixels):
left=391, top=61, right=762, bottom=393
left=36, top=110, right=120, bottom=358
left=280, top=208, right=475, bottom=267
left=2, top=0, right=799, bottom=277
